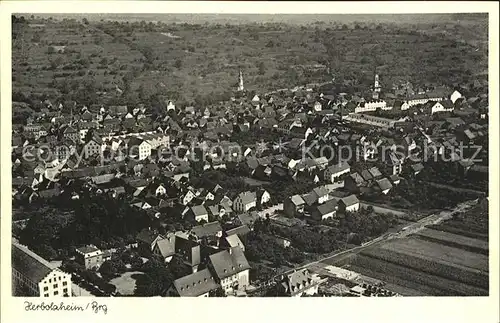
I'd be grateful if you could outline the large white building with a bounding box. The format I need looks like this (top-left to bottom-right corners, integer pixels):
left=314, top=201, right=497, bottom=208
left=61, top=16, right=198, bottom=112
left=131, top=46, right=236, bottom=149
left=12, top=243, right=72, bottom=297
left=355, top=100, right=387, bottom=113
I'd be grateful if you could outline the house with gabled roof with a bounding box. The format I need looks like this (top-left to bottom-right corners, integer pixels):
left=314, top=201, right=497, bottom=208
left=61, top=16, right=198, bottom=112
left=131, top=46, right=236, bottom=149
left=12, top=243, right=72, bottom=297
left=136, top=229, right=165, bottom=254
left=186, top=205, right=209, bottom=223
left=233, top=191, right=257, bottom=212
left=339, top=194, right=360, bottom=212
left=220, top=234, right=246, bottom=252
left=277, top=269, right=321, bottom=297
left=312, top=199, right=338, bottom=221
left=208, top=246, right=250, bottom=295
left=190, top=221, right=223, bottom=244
left=153, top=234, right=176, bottom=263
left=168, top=268, right=219, bottom=297
left=368, top=166, right=383, bottom=179
left=376, top=178, right=393, bottom=195
left=175, top=234, right=201, bottom=273
left=284, top=194, right=305, bottom=217
left=312, top=186, right=330, bottom=204
left=324, top=161, right=350, bottom=183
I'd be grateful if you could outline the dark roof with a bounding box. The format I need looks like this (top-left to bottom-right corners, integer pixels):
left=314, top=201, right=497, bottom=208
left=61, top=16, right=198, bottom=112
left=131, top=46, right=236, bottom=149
left=173, top=268, right=219, bottom=297
left=155, top=238, right=175, bottom=258
left=316, top=199, right=338, bottom=215
left=237, top=212, right=260, bottom=227
left=327, top=161, right=350, bottom=174
left=226, top=225, right=251, bottom=237
left=350, top=172, right=366, bottom=185
left=389, top=174, right=401, bottom=182
left=191, top=205, right=208, bottom=217
left=376, top=178, right=393, bottom=191
left=236, top=191, right=256, bottom=205
left=136, top=229, right=163, bottom=244
left=340, top=194, right=359, bottom=207
left=360, top=170, right=373, bottom=181
left=301, top=192, right=317, bottom=206
left=312, top=186, right=329, bottom=198
left=191, top=221, right=223, bottom=238
left=209, top=247, right=250, bottom=280
left=12, top=243, right=58, bottom=284
left=368, top=167, right=382, bottom=178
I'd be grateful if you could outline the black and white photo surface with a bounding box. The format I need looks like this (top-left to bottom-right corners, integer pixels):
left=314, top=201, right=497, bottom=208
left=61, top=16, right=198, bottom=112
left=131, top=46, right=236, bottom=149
left=10, top=11, right=491, bottom=298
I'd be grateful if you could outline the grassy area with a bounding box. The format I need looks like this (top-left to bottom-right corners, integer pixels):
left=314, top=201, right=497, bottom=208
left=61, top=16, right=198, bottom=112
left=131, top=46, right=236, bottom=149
left=380, top=238, right=488, bottom=272
left=415, top=228, right=488, bottom=255
left=110, top=271, right=142, bottom=295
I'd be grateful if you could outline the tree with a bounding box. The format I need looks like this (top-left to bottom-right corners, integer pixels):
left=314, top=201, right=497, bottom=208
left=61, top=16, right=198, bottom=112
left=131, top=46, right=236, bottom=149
left=99, top=259, right=126, bottom=279
left=82, top=18, right=89, bottom=25
left=134, top=258, right=174, bottom=296
left=258, top=61, right=266, bottom=75
left=174, top=59, right=182, bottom=69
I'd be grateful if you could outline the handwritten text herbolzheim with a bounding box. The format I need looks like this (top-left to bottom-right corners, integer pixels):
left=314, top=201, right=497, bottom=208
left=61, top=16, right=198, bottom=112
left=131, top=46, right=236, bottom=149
left=24, top=301, right=108, bottom=315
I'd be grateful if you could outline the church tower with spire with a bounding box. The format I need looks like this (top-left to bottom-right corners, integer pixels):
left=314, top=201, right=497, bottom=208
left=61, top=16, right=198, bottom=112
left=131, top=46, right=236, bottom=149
left=373, top=72, right=381, bottom=99
left=237, top=70, right=244, bottom=92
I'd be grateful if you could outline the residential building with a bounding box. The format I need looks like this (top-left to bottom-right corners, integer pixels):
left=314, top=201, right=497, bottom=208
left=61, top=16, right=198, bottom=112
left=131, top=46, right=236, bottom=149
left=233, top=191, right=257, bottom=212
left=424, top=100, right=454, bottom=115
left=312, top=199, right=338, bottom=221
left=153, top=235, right=176, bottom=263
left=277, top=269, right=321, bottom=297
left=75, top=245, right=104, bottom=270
left=188, top=205, right=209, bottom=222
left=208, top=247, right=250, bottom=295
left=83, top=135, right=103, bottom=159
left=339, top=194, right=360, bottom=213
left=190, top=221, right=223, bottom=244
left=12, top=243, right=72, bottom=297
left=284, top=194, right=305, bottom=217
left=175, top=235, right=201, bottom=273
left=128, top=137, right=152, bottom=160
left=168, top=268, right=219, bottom=297
left=324, top=162, right=350, bottom=183
left=136, top=229, right=165, bottom=254
left=450, top=90, right=463, bottom=104
left=376, top=178, right=393, bottom=195
left=312, top=186, right=330, bottom=204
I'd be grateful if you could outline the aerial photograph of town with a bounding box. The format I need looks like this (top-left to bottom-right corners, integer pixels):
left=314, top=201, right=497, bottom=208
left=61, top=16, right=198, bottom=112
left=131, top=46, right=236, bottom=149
left=11, top=12, right=489, bottom=298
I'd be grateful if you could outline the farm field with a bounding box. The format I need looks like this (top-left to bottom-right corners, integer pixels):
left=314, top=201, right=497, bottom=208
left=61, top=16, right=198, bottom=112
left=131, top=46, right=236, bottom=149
left=378, top=238, right=488, bottom=272
left=331, top=199, right=489, bottom=296
left=415, top=228, right=489, bottom=255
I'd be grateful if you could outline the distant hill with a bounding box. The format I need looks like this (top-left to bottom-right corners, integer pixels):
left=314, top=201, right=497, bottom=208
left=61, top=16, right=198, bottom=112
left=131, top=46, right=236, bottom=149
left=27, top=13, right=487, bottom=26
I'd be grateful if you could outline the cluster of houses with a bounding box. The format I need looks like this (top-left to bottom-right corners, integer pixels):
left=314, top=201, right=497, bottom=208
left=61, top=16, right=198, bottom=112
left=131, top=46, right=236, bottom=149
left=11, top=71, right=489, bottom=297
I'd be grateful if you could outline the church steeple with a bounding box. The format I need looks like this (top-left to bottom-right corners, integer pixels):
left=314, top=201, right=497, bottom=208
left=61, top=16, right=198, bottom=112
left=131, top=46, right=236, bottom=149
left=373, top=70, right=381, bottom=99
left=374, top=73, right=381, bottom=93
left=237, top=70, right=244, bottom=92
